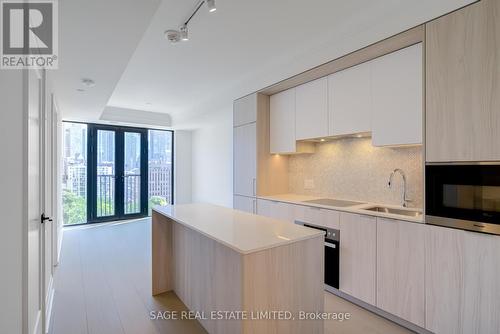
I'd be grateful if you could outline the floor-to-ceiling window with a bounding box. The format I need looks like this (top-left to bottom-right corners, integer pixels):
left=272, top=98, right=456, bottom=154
left=62, top=122, right=173, bottom=225
left=148, top=130, right=173, bottom=214
left=62, top=122, right=88, bottom=225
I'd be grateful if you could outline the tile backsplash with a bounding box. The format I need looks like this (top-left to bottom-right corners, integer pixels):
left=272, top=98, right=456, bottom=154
left=288, top=137, right=423, bottom=208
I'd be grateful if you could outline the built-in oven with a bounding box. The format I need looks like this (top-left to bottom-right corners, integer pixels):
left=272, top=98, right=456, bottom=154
left=295, top=221, right=339, bottom=289
left=426, top=163, right=500, bottom=235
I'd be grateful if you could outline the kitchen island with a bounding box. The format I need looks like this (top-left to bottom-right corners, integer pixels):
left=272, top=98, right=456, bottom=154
left=152, top=203, right=325, bottom=334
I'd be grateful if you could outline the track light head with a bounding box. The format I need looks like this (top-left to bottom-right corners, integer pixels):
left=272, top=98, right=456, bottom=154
left=180, top=25, right=189, bottom=41
left=206, top=0, right=216, bottom=12
left=164, top=30, right=181, bottom=43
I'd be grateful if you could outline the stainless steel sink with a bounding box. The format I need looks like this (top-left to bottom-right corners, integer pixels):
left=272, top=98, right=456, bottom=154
left=363, top=206, right=422, bottom=217
left=303, top=198, right=365, bottom=207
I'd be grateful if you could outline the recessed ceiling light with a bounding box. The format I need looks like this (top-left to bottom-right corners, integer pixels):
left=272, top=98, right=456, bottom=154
left=320, top=138, right=326, bottom=142
left=81, top=78, right=95, bottom=88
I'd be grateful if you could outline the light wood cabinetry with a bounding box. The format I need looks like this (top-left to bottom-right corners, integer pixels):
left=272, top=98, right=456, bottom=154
left=328, top=61, right=371, bottom=136
left=371, top=43, right=422, bottom=146
left=425, top=224, right=500, bottom=334
left=426, top=0, right=500, bottom=162
left=233, top=93, right=289, bottom=199
left=339, top=212, right=377, bottom=305
left=463, top=231, right=500, bottom=334
left=425, top=225, right=465, bottom=334
left=295, top=77, right=329, bottom=140
left=256, top=199, right=295, bottom=223
left=233, top=122, right=256, bottom=197
left=376, top=218, right=425, bottom=327
left=294, top=205, right=340, bottom=229
left=233, top=195, right=256, bottom=214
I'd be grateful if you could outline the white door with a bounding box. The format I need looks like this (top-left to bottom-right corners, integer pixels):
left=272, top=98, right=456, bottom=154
left=42, top=89, right=56, bottom=333
left=27, top=69, right=44, bottom=334
left=233, top=123, right=257, bottom=197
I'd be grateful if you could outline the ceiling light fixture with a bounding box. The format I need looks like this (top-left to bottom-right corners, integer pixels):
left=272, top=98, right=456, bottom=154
left=165, top=0, right=216, bottom=44
left=180, top=25, right=189, bottom=41
left=206, top=0, right=216, bottom=12
left=81, top=78, right=96, bottom=88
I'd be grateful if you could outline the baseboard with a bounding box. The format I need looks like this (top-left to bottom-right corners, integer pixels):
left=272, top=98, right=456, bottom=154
left=325, top=286, right=433, bottom=334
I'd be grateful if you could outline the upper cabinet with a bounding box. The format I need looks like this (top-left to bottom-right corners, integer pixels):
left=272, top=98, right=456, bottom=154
left=233, top=95, right=257, bottom=127
left=270, top=88, right=296, bottom=154
left=426, top=0, right=500, bottom=162
left=371, top=43, right=423, bottom=147
left=328, top=61, right=371, bottom=136
left=295, top=77, right=329, bottom=140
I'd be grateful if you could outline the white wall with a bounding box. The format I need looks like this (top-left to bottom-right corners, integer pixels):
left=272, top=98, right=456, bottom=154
left=0, top=71, right=25, bottom=334
left=174, top=130, right=192, bottom=204
left=189, top=2, right=473, bottom=207
left=191, top=107, right=233, bottom=207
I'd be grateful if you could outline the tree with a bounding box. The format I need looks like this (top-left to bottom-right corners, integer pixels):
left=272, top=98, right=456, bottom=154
left=148, top=196, right=168, bottom=215
left=62, top=189, right=86, bottom=225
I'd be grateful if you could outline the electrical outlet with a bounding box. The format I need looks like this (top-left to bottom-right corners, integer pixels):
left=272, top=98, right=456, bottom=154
left=304, top=179, right=315, bottom=190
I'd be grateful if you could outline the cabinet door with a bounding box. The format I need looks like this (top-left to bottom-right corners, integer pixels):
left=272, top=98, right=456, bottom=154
left=463, top=231, right=500, bottom=334
left=328, top=61, right=371, bottom=136
left=256, top=199, right=294, bottom=223
left=233, top=94, right=257, bottom=127
left=426, top=0, right=500, bottom=162
left=233, top=195, right=256, bottom=214
left=371, top=43, right=422, bottom=146
left=234, top=123, right=256, bottom=197
left=295, top=77, right=329, bottom=140
left=294, top=205, right=340, bottom=230
left=376, top=218, right=425, bottom=327
left=425, top=225, right=465, bottom=334
left=339, top=213, right=376, bottom=305
left=270, top=89, right=296, bottom=154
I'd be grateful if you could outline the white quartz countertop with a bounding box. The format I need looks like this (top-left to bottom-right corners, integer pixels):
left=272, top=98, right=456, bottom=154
left=153, top=203, right=324, bottom=254
left=258, top=194, right=424, bottom=223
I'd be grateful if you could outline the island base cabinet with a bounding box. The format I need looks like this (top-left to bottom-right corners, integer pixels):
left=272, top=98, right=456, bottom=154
left=339, top=213, right=377, bottom=305
left=376, top=218, right=425, bottom=327
left=152, top=212, right=324, bottom=334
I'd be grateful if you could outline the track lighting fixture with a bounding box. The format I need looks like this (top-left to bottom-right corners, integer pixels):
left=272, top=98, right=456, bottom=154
left=164, top=0, right=216, bottom=44
left=180, top=25, right=189, bottom=41
left=206, top=0, right=216, bottom=12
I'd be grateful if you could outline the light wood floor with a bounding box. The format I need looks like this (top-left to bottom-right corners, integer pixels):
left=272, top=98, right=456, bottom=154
left=49, top=218, right=413, bottom=334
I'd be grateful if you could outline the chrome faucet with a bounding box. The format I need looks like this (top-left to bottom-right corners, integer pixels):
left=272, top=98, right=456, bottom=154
left=388, top=168, right=411, bottom=207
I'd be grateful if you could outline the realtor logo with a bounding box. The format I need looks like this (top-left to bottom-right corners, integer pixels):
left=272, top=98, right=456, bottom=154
left=1, top=0, right=58, bottom=69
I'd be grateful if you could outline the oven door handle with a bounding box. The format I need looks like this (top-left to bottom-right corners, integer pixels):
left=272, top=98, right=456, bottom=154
left=325, top=242, right=337, bottom=249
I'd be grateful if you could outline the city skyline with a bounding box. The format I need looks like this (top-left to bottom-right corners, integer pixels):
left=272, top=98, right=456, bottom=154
left=62, top=123, right=173, bottom=225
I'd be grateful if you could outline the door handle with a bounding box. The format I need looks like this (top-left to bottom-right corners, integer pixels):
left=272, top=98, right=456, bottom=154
left=41, top=213, right=53, bottom=224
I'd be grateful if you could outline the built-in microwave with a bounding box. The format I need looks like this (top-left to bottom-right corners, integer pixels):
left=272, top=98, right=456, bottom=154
left=426, top=163, right=500, bottom=235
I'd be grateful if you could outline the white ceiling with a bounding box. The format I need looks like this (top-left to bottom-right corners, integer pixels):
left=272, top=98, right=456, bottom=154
left=53, top=0, right=474, bottom=127
left=49, top=0, right=160, bottom=121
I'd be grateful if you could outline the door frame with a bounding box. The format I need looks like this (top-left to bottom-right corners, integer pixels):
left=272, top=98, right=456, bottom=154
left=87, top=124, right=148, bottom=223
